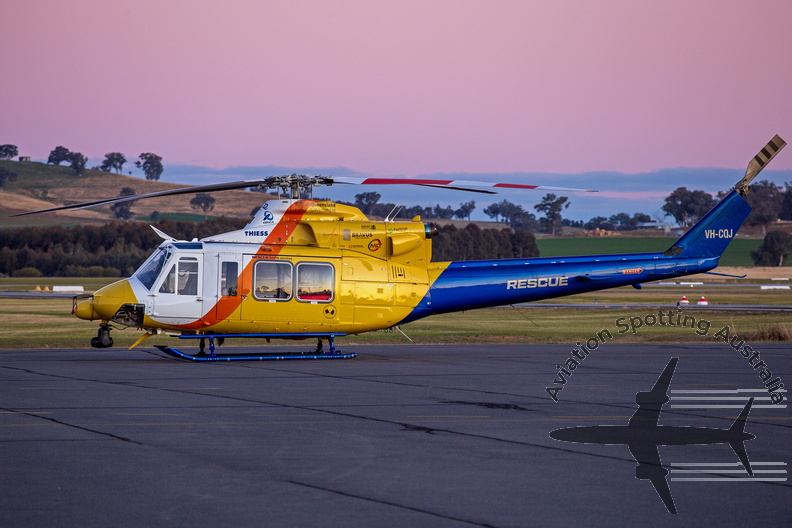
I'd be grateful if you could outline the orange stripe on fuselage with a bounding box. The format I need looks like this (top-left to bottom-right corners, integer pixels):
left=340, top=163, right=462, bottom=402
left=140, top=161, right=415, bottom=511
left=172, top=201, right=312, bottom=330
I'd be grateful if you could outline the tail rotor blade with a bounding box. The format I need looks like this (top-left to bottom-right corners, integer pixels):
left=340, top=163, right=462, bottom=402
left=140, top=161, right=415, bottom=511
left=736, top=134, right=786, bottom=194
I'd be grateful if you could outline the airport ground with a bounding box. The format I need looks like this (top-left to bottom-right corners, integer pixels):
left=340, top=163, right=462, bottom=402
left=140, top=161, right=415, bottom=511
left=1, top=343, right=789, bottom=527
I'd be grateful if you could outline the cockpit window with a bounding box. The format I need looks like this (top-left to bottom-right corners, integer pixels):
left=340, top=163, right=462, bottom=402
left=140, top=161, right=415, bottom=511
left=135, top=249, right=170, bottom=291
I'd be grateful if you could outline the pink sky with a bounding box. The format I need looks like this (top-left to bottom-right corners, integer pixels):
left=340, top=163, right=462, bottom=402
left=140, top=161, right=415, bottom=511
left=3, top=0, right=792, bottom=177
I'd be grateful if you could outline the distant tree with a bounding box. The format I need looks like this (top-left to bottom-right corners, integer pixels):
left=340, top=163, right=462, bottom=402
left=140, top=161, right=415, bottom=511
left=12, top=266, right=42, bottom=278
left=136, top=153, right=163, bottom=181
left=778, top=183, right=792, bottom=220
left=484, top=200, right=516, bottom=223
left=561, top=218, right=584, bottom=228
left=110, top=187, right=137, bottom=221
left=47, top=146, right=72, bottom=165
left=743, top=180, right=784, bottom=235
left=534, top=194, right=569, bottom=235
left=483, top=201, right=503, bottom=222
left=67, top=152, right=88, bottom=176
left=780, top=182, right=792, bottom=221
left=100, top=152, right=127, bottom=174
left=608, top=212, right=632, bottom=230
left=354, top=192, right=381, bottom=215
left=432, top=204, right=455, bottom=219
left=510, top=209, right=539, bottom=231
left=584, top=216, right=614, bottom=230
left=190, top=193, right=215, bottom=220
left=0, top=166, right=18, bottom=187
left=454, top=201, right=476, bottom=221
left=604, top=212, right=652, bottom=231
left=751, top=231, right=792, bottom=266
left=661, top=187, right=715, bottom=226
left=482, top=199, right=539, bottom=231
left=0, top=144, right=18, bottom=160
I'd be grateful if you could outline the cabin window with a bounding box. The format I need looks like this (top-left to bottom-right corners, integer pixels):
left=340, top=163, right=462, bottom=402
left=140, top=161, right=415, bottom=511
left=136, top=249, right=170, bottom=291
left=253, top=261, right=292, bottom=300
left=159, top=256, right=199, bottom=295
left=220, top=262, right=238, bottom=296
left=296, top=263, right=334, bottom=302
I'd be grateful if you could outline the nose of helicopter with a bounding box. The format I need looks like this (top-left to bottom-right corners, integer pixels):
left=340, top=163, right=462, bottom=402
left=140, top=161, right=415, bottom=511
left=72, top=280, right=136, bottom=321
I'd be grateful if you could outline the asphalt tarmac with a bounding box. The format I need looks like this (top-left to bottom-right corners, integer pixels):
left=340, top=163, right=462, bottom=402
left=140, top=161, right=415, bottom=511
left=1, top=342, right=790, bottom=527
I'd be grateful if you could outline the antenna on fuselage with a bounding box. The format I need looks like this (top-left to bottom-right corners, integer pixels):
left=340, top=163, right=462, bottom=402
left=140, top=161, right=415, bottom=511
left=385, top=203, right=404, bottom=222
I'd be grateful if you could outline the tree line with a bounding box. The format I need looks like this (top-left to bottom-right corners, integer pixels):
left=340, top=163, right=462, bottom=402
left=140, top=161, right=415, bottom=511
left=432, top=224, right=539, bottom=261
left=0, top=218, right=248, bottom=278
left=0, top=217, right=540, bottom=278
left=660, top=182, right=792, bottom=233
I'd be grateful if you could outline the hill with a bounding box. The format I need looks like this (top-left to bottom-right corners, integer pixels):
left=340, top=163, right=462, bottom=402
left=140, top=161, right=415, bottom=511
left=0, top=160, right=274, bottom=227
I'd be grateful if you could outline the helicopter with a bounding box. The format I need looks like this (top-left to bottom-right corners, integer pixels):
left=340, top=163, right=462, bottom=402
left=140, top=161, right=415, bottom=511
left=14, top=135, right=786, bottom=361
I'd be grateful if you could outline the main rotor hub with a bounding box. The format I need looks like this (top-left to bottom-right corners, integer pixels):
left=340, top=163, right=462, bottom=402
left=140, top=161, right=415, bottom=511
left=258, top=174, right=334, bottom=200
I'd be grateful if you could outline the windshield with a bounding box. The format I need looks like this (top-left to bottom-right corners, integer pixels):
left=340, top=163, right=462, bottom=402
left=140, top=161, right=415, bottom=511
left=134, top=248, right=171, bottom=291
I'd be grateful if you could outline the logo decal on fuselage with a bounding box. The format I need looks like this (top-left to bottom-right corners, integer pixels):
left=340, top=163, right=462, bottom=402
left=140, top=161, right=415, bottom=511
left=507, top=277, right=568, bottom=289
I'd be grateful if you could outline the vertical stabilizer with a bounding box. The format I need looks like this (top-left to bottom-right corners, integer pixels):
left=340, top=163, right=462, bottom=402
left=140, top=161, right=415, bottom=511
left=728, top=398, right=755, bottom=476
left=666, top=135, right=785, bottom=259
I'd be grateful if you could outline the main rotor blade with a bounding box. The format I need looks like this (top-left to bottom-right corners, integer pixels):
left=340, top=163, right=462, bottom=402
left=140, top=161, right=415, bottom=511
left=10, top=177, right=283, bottom=217
left=12, top=173, right=595, bottom=217
left=330, top=177, right=597, bottom=193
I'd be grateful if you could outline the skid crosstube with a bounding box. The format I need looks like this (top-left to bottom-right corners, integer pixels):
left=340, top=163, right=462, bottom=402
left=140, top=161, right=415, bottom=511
left=155, top=332, right=355, bottom=362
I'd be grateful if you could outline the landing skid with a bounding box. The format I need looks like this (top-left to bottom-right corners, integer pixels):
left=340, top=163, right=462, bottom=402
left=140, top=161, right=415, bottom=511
left=155, top=333, right=356, bottom=362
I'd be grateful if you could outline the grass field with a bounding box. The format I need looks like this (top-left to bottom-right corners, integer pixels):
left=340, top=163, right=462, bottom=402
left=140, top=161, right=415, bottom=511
left=1, top=286, right=789, bottom=349
left=536, top=237, right=767, bottom=267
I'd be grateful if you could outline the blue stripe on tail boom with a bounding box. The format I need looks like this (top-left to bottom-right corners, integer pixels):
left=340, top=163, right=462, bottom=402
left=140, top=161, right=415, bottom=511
left=400, top=189, right=753, bottom=324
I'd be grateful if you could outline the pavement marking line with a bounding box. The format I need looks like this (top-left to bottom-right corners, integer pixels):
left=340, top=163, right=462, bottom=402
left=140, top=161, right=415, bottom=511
left=671, top=470, right=787, bottom=474
left=112, top=413, right=189, bottom=416
left=405, top=415, right=490, bottom=418
left=671, top=478, right=788, bottom=482
left=671, top=396, right=779, bottom=400
left=670, top=404, right=787, bottom=409
left=285, top=387, right=345, bottom=390
left=671, top=389, right=788, bottom=393
left=20, top=387, right=87, bottom=390
left=668, top=462, right=787, bottom=466
left=158, top=388, right=221, bottom=390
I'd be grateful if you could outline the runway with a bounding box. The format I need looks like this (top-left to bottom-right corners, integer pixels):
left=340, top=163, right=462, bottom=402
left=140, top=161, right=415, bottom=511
left=1, top=342, right=790, bottom=527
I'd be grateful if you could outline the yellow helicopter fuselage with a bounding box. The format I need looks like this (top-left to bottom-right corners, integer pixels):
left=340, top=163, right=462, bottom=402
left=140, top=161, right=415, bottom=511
left=75, top=199, right=445, bottom=337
